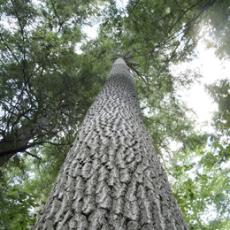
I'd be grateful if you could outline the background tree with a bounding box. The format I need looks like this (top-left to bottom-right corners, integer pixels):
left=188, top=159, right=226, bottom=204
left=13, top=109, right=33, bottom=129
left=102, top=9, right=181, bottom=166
left=0, top=0, right=106, bottom=165
left=170, top=79, right=230, bottom=229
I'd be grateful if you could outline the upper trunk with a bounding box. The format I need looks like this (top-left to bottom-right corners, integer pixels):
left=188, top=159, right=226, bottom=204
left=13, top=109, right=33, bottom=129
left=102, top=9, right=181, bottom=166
left=35, top=58, right=187, bottom=230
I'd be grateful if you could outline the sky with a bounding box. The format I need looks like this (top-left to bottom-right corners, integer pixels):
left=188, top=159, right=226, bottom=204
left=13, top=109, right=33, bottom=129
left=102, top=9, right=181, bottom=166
left=171, top=36, right=230, bottom=132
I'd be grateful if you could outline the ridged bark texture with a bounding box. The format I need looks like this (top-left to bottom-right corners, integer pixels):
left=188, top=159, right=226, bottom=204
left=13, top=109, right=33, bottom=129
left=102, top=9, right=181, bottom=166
left=35, top=58, right=187, bottom=230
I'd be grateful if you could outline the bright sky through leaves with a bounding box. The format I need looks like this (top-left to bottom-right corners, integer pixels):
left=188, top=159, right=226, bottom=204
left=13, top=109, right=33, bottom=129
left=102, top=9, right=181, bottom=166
left=83, top=19, right=230, bottom=133
left=171, top=32, right=230, bottom=132
left=80, top=0, right=230, bottom=133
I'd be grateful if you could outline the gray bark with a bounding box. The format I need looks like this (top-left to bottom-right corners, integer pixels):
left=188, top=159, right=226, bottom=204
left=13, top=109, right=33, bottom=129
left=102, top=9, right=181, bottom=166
left=34, top=58, right=187, bottom=230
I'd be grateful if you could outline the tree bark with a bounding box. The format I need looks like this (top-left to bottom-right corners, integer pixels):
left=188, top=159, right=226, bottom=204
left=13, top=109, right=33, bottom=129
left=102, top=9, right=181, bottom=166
left=35, top=58, right=187, bottom=230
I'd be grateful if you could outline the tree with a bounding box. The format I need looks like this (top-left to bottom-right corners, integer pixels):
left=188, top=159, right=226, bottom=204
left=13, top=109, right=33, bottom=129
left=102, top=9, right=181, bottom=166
left=170, top=79, right=230, bottom=229
left=0, top=0, right=105, bottom=165
left=35, top=58, right=187, bottom=229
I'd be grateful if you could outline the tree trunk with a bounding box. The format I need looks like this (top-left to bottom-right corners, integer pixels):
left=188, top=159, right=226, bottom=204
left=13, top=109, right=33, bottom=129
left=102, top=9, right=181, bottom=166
left=35, top=58, right=187, bottom=230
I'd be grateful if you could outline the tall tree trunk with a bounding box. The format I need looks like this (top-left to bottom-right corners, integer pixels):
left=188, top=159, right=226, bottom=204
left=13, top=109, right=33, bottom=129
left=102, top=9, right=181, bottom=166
left=35, top=58, right=187, bottom=230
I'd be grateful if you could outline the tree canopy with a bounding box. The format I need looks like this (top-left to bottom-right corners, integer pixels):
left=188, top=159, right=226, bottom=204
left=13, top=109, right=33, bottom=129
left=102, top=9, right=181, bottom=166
left=0, top=0, right=229, bottom=229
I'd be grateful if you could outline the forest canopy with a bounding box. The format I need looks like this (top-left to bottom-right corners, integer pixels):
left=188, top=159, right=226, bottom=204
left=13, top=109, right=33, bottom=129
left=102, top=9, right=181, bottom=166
left=0, top=0, right=229, bottom=229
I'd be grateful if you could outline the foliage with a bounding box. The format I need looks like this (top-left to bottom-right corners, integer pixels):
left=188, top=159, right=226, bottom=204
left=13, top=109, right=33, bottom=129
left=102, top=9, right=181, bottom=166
left=0, top=0, right=105, bottom=165
left=208, top=79, right=230, bottom=136
left=0, top=137, right=71, bottom=229
left=171, top=133, right=230, bottom=229
left=0, top=160, right=37, bottom=230
left=171, top=80, right=230, bottom=229
left=202, top=0, right=230, bottom=58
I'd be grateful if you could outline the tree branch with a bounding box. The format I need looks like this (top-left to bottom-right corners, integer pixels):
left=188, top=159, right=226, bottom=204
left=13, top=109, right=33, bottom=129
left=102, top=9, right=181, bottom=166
left=25, top=151, right=42, bottom=161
